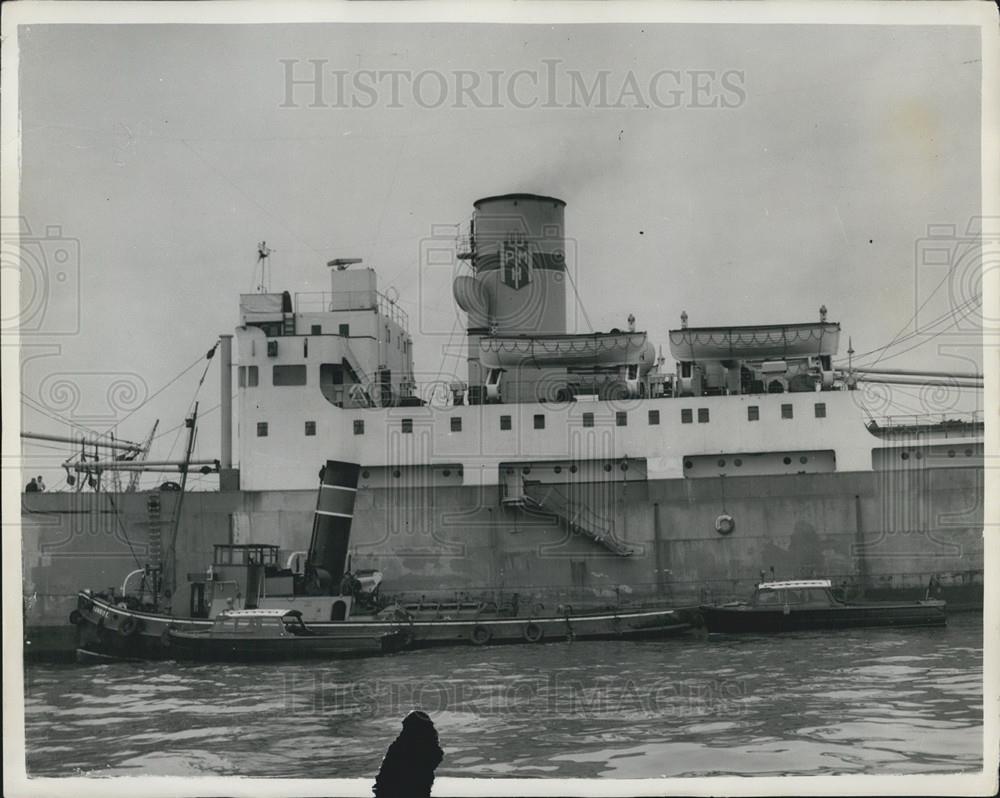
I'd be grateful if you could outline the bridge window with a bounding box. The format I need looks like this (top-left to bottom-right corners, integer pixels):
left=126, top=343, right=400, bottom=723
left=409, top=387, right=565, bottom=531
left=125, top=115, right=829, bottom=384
left=534, top=414, right=545, bottom=430
left=781, top=404, right=793, bottom=419
left=256, top=422, right=268, bottom=437
left=681, top=409, right=693, bottom=424
left=353, top=419, right=365, bottom=435
left=648, top=409, right=660, bottom=425
left=747, top=405, right=759, bottom=421
left=616, top=411, right=627, bottom=427
left=305, top=421, right=316, bottom=436
left=583, top=412, right=594, bottom=427
left=273, top=364, right=307, bottom=386
left=698, top=408, right=710, bottom=423
left=450, top=416, right=462, bottom=432
left=500, top=415, right=512, bottom=431
left=814, top=402, right=826, bottom=418
left=401, top=418, right=413, bottom=433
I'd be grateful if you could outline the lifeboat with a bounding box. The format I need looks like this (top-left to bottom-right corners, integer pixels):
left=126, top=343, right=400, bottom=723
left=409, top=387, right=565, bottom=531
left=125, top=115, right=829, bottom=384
left=669, top=322, right=840, bottom=361
left=479, top=332, right=656, bottom=371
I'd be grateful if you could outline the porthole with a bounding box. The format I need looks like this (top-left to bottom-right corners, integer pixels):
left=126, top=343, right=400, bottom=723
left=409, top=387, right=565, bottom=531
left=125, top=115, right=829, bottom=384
left=717, top=459, right=726, bottom=468
left=620, top=463, right=628, bottom=472
left=965, top=449, right=973, bottom=457
left=522, top=467, right=531, bottom=475
left=684, top=460, right=693, bottom=469
left=443, top=469, right=451, bottom=477
left=782, top=456, right=792, bottom=465
left=734, top=458, right=742, bottom=467
left=361, top=470, right=370, bottom=479
left=554, top=466, right=562, bottom=474
left=901, top=452, right=910, bottom=460
left=604, top=464, right=612, bottom=472
left=506, top=468, right=514, bottom=475
left=799, top=456, right=808, bottom=464
left=392, top=469, right=401, bottom=478
left=948, top=449, right=956, bottom=458
left=915, top=451, right=923, bottom=460
left=570, top=465, right=578, bottom=474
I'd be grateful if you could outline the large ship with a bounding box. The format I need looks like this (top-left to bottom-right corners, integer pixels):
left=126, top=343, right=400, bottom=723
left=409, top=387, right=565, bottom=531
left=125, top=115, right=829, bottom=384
left=21, top=193, right=985, bottom=659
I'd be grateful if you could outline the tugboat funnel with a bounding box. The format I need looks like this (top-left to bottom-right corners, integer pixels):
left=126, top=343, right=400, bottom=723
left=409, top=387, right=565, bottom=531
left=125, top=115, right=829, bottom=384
left=305, top=461, right=361, bottom=594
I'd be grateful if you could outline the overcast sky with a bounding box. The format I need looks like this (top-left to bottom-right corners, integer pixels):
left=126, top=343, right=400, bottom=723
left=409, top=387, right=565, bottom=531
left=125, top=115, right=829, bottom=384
left=16, top=22, right=984, bottom=488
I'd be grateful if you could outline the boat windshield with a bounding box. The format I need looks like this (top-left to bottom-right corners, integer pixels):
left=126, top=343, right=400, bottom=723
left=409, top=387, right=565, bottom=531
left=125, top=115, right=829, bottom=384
left=753, top=587, right=833, bottom=607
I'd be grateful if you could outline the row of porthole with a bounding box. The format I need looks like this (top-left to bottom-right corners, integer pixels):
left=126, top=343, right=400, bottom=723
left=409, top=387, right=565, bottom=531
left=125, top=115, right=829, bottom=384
left=902, top=449, right=975, bottom=460
left=684, top=455, right=810, bottom=469
left=360, top=468, right=465, bottom=480
left=503, top=462, right=631, bottom=476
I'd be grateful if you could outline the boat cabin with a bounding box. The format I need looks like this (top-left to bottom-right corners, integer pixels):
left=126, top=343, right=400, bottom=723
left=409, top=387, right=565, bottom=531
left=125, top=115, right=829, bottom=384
left=188, top=543, right=359, bottom=622
left=751, top=579, right=838, bottom=609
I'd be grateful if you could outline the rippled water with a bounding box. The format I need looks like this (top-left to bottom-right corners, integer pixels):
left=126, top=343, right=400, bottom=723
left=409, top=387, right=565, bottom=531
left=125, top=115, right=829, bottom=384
left=24, top=613, right=982, bottom=779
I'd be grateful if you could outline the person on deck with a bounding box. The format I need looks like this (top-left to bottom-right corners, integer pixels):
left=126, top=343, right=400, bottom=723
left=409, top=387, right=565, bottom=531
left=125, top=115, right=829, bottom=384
left=372, top=710, right=443, bottom=798
left=36, top=475, right=46, bottom=492
left=25, top=478, right=39, bottom=493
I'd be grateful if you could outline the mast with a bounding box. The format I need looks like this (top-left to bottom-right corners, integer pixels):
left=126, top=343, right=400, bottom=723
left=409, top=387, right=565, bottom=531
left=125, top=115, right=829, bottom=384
left=163, top=402, right=199, bottom=604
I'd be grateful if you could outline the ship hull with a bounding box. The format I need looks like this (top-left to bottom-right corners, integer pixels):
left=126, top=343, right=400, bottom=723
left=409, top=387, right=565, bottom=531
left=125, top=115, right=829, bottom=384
left=71, top=593, right=691, bottom=662
left=23, top=465, right=984, bottom=660
left=699, top=600, right=947, bottom=634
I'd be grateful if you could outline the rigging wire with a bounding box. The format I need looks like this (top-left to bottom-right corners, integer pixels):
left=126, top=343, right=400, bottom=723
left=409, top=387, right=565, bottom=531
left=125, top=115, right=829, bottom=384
left=104, top=491, right=144, bottom=572
left=563, top=263, right=594, bottom=332
left=864, top=254, right=978, bottom=371
left=835, top=294, right=982, bottom=367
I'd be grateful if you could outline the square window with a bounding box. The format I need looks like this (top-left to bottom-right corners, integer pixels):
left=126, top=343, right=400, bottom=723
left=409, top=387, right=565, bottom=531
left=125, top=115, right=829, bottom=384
left=500, top=415, right=512, bottom=431
left=256, top=422, right=268, bottom=437
left=616, top=411, right=627, bottom=427
left=781, top=404, right=793, bottom=419
left=698, top=408, right=709, bottom=423
left=814, top=402, right=827, bottom=418
left=401, top=418, right=413, bottom=433
left=748, top=405, right=759, bottom=421
left=311, top=324, right=322, bottom=335
left=533, top=414, right=545, bottom=430
left=238, top=366, right=246, bottom=387
left=681, top=408, right=693, bottom=424
left=339, top=324, right=350, bottom=337
left=304, top=421, right=316, bottom=436
left=247, top=366, right=259, bottom=387
left=450, top=416, right=462, bottom=432
left=353, top=419, right=365, bottom=435
left=648, top=409, right=660, bottom=425
left=582, top=412, right=594, bottom=428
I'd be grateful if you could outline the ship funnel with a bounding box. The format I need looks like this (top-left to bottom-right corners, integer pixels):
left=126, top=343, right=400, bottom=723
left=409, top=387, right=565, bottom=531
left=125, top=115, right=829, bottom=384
left=305, top=460, right=361, bottom=594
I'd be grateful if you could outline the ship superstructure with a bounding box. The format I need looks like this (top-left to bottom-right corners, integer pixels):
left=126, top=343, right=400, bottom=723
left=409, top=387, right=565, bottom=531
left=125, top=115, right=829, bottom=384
left=21, top=192, right=985, bottom=658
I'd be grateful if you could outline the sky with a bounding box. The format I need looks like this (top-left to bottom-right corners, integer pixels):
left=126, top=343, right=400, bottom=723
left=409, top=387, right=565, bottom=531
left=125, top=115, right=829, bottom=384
left=14, top=21, right=985, bottom=489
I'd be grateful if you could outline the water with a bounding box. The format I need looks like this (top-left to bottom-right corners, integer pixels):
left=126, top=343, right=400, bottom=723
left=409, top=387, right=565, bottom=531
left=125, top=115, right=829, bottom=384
left=24, top=613, right=983, bottom=779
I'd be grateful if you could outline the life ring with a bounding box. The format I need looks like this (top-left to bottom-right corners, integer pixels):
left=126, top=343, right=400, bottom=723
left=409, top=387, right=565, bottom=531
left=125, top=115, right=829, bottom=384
left=68, top=610, right=83, bottom=626
left=715, top=514, right=735, bottom=535
left=523, top=622, right=543, bottom=643
left=470, top=625, right=492, bottom=646
left=119, top=617, right=141, bottom=637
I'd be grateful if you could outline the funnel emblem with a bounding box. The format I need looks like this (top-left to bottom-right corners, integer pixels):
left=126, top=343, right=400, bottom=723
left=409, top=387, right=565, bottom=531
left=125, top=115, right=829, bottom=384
left=499, top=237, right=532, bottom=291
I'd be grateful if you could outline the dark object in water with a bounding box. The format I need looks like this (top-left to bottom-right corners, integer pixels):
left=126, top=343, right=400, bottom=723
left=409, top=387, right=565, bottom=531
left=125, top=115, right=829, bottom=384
left=373, top=710, right=443, bottom=798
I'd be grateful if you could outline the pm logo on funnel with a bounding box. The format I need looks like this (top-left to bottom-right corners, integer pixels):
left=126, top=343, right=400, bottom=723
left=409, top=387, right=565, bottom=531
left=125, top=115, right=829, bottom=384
left=499, top=236, right=532, bottom=291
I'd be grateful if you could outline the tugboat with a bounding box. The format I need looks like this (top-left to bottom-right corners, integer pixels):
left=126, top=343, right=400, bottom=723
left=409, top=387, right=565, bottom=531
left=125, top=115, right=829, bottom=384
left=72, top=459, right=691, bottom=662
left=699, top=579, right=947, bottom=634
